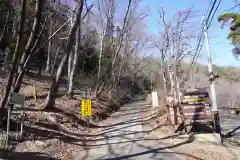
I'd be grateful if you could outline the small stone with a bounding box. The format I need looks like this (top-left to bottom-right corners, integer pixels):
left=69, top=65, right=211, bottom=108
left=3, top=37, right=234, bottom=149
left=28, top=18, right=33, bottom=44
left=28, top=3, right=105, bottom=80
left=45, top=139, right=59, bottom=146
left=35, top=140, right=46, bottom=147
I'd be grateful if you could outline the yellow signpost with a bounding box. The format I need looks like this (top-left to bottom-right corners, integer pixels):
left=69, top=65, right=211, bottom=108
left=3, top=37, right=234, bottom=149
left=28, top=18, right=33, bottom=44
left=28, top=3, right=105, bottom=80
left=182, top=97, right=208, bottom=103
left=81, top=99, right=92, bottom=117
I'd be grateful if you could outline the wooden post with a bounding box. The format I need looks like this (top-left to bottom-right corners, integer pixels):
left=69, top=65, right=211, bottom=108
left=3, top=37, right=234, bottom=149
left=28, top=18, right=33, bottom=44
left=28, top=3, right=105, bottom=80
left=20, top=103, right=23, bottom=137
left=8, top=92, right=25, bottom=139
left=173, top=106, right=178, bottom=125
left=170, top=106, right=176, bottom=129
left=84, top=86, right=90, bottom=131
left=1, top=86, right=4, bottom=98
left=6, top=106, right=11, bottom=149
left=166, top=105, right=171, bottom=124
left=33, top=83, right=36, bottom=103
left=0, top=86, right=2, bottom=98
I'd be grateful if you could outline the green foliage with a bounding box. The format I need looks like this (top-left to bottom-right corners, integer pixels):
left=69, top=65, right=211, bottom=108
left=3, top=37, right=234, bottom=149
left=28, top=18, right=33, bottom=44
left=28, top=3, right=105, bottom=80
left=218, top=12, right=240, bottom=56
left=202, top=64, right=240, bottom=82
left=213, top=65, right=224, bottom=77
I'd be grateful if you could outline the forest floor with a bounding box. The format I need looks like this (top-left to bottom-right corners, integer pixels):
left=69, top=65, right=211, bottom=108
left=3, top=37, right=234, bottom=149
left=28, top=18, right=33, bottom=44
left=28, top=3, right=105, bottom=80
left=0, top=71, right=239, bottom=159
left=145, top=113, right=240, bottom=160
left=0, top=71, right=122, bottom=159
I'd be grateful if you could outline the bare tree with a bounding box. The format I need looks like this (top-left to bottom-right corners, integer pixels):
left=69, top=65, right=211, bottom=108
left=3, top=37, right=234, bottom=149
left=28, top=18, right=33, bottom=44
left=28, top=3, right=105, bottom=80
left=152, top=7, right=196, bottom=97
left=96, top=0, right=112, bottom=80
left=44, top=0, right=84, bottom=109
left=13, top=17, right=72, bottom=94
left=13, top=0, right=78, bottom=93
left=14, top=0, right=45, bottom=93
left=17, top=0, right=44, bottom=73
left=67, top=4, right=93, bottom=96
left=51, top=45, right=61, bottom=75
left=0, top=0, right=13, bottom=51
left=0, top=12, right=10, bottom=50
left=96, top=0, right=133, bottom=94
left=67, top=8, right=76, bottom=78
left=110, top=0, right=132, bottom=72
left=45, top=18, right=53, bottom=73
left=67, top=25, right=80, bottom=96
left=117, top=0, right=150, bottom=83
left=0, top=1, right=15, bottom=71
left=149, top=7, right=198, bottom=130
left=0, top=0, right=27, bottom=124
left=91, top=0, right=132, bottom=96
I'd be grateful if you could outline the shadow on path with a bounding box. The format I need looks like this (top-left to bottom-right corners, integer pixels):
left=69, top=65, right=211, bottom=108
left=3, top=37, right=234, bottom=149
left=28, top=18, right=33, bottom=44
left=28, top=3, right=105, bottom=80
left=222, top=126, right=240, bottom=139
left=78, top=134, right=203, bottom=160
left=102, top=140, right=203, bottom=160
left=0, top=149, right=59, bottom=160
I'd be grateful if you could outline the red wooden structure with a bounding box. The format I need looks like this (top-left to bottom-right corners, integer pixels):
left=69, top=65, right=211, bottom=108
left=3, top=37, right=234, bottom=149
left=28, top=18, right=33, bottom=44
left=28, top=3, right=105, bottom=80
left=166, top=88, right=214, bottom=132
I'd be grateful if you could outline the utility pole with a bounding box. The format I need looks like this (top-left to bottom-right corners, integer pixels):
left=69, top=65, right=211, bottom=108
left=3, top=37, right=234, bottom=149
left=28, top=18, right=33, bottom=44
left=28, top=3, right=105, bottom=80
left=150, top=54, right=153, bottom=91
left=202, top=15, right=221, bottom=135
left=150, top=72, right=153, bottom=91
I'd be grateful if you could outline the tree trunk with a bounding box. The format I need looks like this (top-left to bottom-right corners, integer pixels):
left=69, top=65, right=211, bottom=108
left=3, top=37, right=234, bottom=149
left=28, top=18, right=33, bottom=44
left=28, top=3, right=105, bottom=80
left=45, top=19, right=53, bottom=73
left=2, top=46, right=10, bottom=71
left=0, top=0, right=27, bottom=125
left=67, top=25, right=81, bottom=96
left=37, top=48, right=45, bottom=75
left=168, top=65, right=175, bottom=95
left=97, top=29, right=106, bottom=80
left=111, top=0, right=132, bottom=72
left=44, top=0, right=84, bottom=109
left=13, top=13, right=70, bottom=94
left=174, top=59, right=187, bottom=132
left=14, top=0, right=44, bottom=93
left=3, top=15, right=17, bottom=70
left=51, top=46, right=60, bottom=75
left=162, top=70, right=167, bottom=100
left=68, top=51, right=73, bottom=77
left=45, top=53, right=67, bottom=108
left=11, top=15, right=17, bottom=40
left=117, top=53, right=124, bottom=84
left=17, top=0, right=43, bottom=73
left=0, top=12, right=10, bottom=50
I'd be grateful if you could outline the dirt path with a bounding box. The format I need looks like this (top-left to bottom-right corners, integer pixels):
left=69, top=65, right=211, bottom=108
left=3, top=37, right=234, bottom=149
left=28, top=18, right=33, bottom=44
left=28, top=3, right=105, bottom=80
left=73, top=101, right=185, bottom=160
left=220, top=110, right=240, bottom=143
left=146, top=111, right=240, bottom=160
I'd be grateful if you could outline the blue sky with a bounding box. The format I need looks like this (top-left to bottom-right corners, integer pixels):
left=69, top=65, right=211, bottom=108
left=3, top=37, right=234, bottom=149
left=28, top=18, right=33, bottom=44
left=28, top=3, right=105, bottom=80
left=140, top=0, right=238, bottom=67
left=69, top=0, right=238, bottom=67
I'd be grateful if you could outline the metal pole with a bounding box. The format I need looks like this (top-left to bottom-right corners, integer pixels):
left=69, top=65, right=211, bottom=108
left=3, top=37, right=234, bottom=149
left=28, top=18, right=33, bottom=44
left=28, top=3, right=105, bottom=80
left=20, top=104, right=23, bottom=137
left=150, top=72, right=153, bottom=91
left=6, top=107, right=11, bottom=149
left=203, top=15, right=221, bottom=135
left=150, top=54, right=153, bottom=91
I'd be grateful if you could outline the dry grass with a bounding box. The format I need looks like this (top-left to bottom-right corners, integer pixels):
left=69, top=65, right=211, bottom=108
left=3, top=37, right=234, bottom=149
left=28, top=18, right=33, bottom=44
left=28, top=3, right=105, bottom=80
left=0, top=70, right=148, bottom=159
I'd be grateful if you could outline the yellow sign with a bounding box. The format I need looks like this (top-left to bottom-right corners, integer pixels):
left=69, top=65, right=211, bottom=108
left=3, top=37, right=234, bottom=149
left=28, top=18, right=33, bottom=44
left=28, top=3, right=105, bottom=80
left=182, top=97, right=208, bottom=103
left=81, top=100, right=92, bottom=117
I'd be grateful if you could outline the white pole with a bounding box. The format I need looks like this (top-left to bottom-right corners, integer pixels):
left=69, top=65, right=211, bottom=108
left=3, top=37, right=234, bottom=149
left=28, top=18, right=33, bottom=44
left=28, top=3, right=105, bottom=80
left=150, top=72, right=153, bottom=91
left=203, top=15, right=221, bottom=135
left=203, top=16, right=218, bottom=112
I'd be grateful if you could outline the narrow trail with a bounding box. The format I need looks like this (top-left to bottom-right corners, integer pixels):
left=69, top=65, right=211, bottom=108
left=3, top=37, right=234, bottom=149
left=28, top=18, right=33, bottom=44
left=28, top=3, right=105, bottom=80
left=73, top=101, right=185, bottom=160
left=220, top=110, right=240, bottom=144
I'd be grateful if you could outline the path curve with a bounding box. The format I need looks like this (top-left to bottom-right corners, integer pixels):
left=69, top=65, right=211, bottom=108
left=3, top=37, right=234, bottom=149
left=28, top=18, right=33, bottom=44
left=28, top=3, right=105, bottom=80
left=73, top=101, right=184, bottom=160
